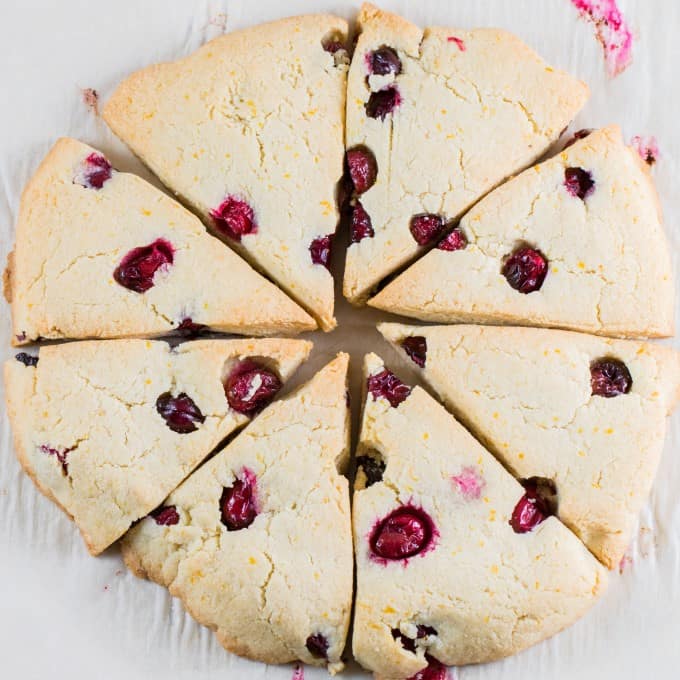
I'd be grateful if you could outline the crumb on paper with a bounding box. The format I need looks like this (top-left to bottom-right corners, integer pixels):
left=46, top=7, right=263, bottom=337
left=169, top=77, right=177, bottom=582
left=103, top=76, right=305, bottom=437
left=207, top=12, right=228, bottom=32
left=570, top=0, right=633, bottom=77
left=631, top=135, right=659, bottom=165
left=81, top=87, right=99, bottom=115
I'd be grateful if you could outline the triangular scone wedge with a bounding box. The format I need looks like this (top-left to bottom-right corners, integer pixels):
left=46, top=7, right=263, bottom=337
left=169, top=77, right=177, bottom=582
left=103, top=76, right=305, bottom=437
left=103, top=15, right=349, bottom=331
left=370, top=126, right=674, bottom=337
left=353, top=354, right=606, bottom=678
left=121, top=354, right=352, bottom=673
left=380, top=323, right=680, bottom=568
left=5, top=138, right=315, bottom=346
left=343, top=3, right=589, bottom=304
left=4, top=338, right=311, bottom=555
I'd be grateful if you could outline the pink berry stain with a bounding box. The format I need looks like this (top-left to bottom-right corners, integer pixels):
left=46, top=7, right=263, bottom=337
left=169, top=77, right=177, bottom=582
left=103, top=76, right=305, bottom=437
left=113, top=239, right=174, bottom=293
left=570, top=0, right=633, bottom=77
left=367, top=368, right=412, bottom=407
left=410, top=214, right=447, bottom=246
left=409, top=657, right=452, bottom=680
left=150, top=505, right=180, bottom=526
left=631, top=135, right=659, bottom=165
left=452, top=466, right=485, bottom=501
left=437, top=228, right=467, bottom=252
left=370, top=505, right=437, bottom=563
left=292, top=663, right=305, bottom=680
left=309, top=235, right=333, bottom=269
left=224, top=360, right=282, bottom=415
left=40, top=444, right=74, bottom=475
left=73, top=153, right=112, bottom=189
left=210, top=196, right=257, bottom=241
left=220, top=468, right=258, bottom=530
left=155, top=392, right=205, bottom=433
left=447, top=36, right=466, bottom=51
left=350, top=202, right=375, bottom=243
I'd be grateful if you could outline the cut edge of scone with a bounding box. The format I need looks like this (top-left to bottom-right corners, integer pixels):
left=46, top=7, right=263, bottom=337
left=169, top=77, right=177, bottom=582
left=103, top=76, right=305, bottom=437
left=103, top=14, right=350, bottom=333
left=368, top=126, right=675, bottom=339
left=378, top=321, right=680, bottom=568
left=8, top=137, right=317, bottom=346
left=3, top=337, right=313, bottom=555
left=120, top=352, right=352, bottom=673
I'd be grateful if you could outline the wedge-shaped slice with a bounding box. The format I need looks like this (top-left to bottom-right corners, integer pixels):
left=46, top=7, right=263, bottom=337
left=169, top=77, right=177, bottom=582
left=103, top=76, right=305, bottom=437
left=343, top=3, right=589, bottom=304
left=121, top=354, right=352, bottom=672
left=4, top=338, right=311, bottom=555
left=370, top=126, right=674, bottom=337
left=353, top=353, right=606, bottom=678
left=104, top=15, right=349, bottom=331
left=5, top=138, right=315, bottom=346
left=380, top=323, right=680, bottom=568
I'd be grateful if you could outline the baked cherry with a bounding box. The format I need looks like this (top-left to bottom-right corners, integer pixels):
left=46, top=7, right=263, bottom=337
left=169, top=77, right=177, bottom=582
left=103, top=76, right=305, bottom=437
left=365, top=86, right=401, bottom=120
left=113, top=239, right=174, bottom=293
left=590, top=358, right=632, bottom=397
left=305, top=633, right=329, bottom=659
left=510, top=477, right=557, bottom=534
left=210, top=196, right=257, bottom=241
left=502, top=246, right=547, bottom=294
left=367, top=368, right=411, bottom=407
left=437, top=228, right=467, bottom=251
left=309, top=235, right=333, bottom=269
left=350, top=202, right=374, bottom=243
left=40, top=444, right=73, bottom=475
left=150, top=505, right=180, bottom=526
left=370, top=506, right=435, bottom=560
left=564, top=167, right=595, bottom=200
left=15, top=352, right=38, bottom=367
left=401, top=336, right=427, bottom=368
left=74, top=152, right=112, bottom=189
left=224, top=361, right=282, bottom=415
left=346, top=146, right=378, bottom=195
left=410, top=214, right=447, bottom=246
left=356, top=455, right=385, bottom=487
left=156, top=392, right=205, bottom=434
left=367, top=46, right=402, bottom=75
left=220, top=469, right=258, bottom=530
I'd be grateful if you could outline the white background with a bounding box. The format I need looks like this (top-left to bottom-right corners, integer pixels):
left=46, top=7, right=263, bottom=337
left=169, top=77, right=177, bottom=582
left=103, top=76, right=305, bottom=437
left=1, top=1, right=679, bottom=678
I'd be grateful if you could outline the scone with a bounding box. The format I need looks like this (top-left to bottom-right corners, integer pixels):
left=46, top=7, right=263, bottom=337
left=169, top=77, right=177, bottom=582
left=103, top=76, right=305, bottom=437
left=353, top=354, right=606, bottom=678
left=5, top=138, right=315, bottom=346
left=4, top=338, right=311, bottom=554
left=103, top=14, right=349, bottom=331
left=369, top=126, right=674, bottom=338
left=343, top=3, right=589, bottom=304
left=379, top=323, right=680, bottom=568
left=121, top=354, right=352, bottom=673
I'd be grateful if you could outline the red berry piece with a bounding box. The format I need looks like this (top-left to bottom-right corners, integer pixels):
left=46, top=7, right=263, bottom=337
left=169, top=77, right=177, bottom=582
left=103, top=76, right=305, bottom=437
left=74, top=152, right=112, bottom=189
left=367, top=368, right=412, bottom=408
left=502, top=246, right=548, bottom=294
left=564, top=167, right=595, bottom=200
left=210, top=196, right=257, bottom=241
left=176, top=317, right=207, bottom=337
left=150, top=505, right=180, bottom=526
left=370, top=506, right=435, bottom=561
left=305, top=633, right=329, bottom=659
left=410, top=214, right=447, bottom=246
left=409, top=656, right=450, bottom=680
left=365, top=86, right=401, bottom=120
left=563, top=128, right=593, bottom=149
left=309, top=235, right=334, bottom=269
left=224, top=361, right=282, bottom=415
left=220, top=468, right=258, bottom=531
left=367, top=46, right=402, bottom=75
left=350, top=202, right=375, bottom=243
left=156, top=392, right=205, bottom=434
left=401, top=336, right=427, bottom=368
left=509, top=477, right=557, bottom=534
left=590, top=358, right=632, bottom=397
left=437, top=227, right=467, bottom=251
left=346, top=146, right=378, bottom=195
left=113, top=239, right=174, bottom=293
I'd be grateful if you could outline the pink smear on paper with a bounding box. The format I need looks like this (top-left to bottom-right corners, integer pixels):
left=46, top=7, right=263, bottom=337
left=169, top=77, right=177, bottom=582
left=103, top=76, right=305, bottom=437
left=631, top=135, right=659, bottom=165
left=618, top=551, right=633, bottom=574
left=452, top=466, right=484, bottom=500
left=292, top=663, right=305, bottom=680
left=571, top=0, right=633, bottom=77
left=81, top=87, right=99, bottom=115
left=447, top=36, right=466, bottom=51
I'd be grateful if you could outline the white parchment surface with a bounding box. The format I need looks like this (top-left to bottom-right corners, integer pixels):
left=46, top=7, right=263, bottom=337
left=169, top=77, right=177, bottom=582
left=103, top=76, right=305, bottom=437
left=1, top=1, right=679, bottom=678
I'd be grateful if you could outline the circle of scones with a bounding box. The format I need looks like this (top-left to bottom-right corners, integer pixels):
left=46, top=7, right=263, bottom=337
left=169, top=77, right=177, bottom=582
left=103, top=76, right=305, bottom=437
left=2, top=3, right=679, bottom=679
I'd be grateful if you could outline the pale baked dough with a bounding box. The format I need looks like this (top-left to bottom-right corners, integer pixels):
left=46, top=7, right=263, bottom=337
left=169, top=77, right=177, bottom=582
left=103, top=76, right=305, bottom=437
left=121, top=354, right=352, bottom=673
left=4, top=337, right=311, bottom=555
